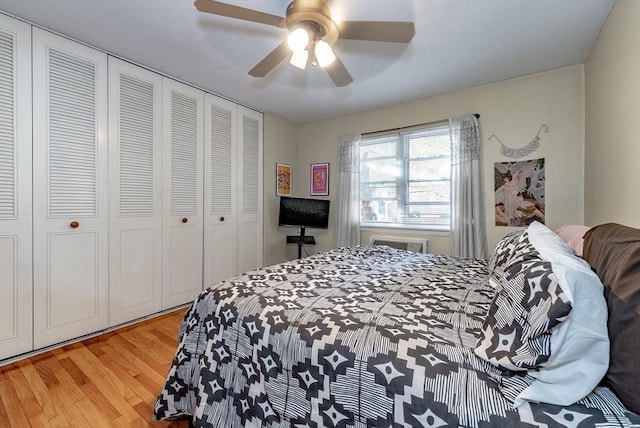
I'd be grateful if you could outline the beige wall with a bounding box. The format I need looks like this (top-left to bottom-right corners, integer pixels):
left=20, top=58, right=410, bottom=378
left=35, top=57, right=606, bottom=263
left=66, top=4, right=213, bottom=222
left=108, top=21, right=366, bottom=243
left=585, top=0, right=640, bottom=227
left=293, top=65, right=586, bottom=256
left=263, top=113, right=299, bottom=266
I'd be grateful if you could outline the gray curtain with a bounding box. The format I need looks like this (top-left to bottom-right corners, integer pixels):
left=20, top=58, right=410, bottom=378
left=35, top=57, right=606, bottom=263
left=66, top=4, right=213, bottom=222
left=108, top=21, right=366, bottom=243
left=334, top=135, right=361, bottom=248
left=449, top=114, right=487, bottom=258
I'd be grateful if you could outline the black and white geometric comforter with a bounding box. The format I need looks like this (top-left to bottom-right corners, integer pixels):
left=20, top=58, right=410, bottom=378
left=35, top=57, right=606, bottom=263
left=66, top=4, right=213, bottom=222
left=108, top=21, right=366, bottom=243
left=154, top=246, right=639, bottom=427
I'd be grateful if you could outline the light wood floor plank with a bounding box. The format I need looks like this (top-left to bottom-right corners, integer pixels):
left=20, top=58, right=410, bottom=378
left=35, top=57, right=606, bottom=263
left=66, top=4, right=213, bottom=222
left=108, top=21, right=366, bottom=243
left=81, top=379, right=124, bottom=421
left=114, top=330, right=175, bottom=377
left=47, top=381, right=96, bottom=427
left=0, top=309, right=190, bottom=427
left=17, top=360, right=66, bottom=424
left=28, top=412, right=54, bottom=428
left=5, top=366, right=43, bottom=417
left=99, top=351, right=154, bottom=406
left=70, top=340, right=165, bottom=423
left=0, top=373, right=37, bottom=427
left=0, top=391, right=10, bottom=423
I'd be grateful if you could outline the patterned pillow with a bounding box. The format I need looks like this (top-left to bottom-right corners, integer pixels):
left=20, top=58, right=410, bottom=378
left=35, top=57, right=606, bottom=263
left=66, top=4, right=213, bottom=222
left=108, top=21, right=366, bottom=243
left=487, top=230, right=525, bottom=288
left=475, top=231, right=573, bottom=371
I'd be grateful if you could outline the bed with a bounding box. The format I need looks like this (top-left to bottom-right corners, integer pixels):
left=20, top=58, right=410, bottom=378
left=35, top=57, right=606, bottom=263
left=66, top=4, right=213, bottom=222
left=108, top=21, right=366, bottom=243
left=154, top=221, right=640, bottom=427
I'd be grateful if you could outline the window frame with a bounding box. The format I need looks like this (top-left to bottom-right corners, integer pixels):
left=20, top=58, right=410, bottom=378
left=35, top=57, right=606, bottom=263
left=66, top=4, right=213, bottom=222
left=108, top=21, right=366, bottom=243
left=359, top=122, right=451, bottom=231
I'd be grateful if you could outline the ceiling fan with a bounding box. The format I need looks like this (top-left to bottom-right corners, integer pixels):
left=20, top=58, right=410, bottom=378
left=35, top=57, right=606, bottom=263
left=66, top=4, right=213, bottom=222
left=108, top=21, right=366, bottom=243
left=194, top=0, right=415, bottom=87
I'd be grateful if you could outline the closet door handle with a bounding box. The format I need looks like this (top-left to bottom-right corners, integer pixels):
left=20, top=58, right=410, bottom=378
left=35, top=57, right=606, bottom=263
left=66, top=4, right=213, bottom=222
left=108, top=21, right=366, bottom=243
left=219, top=216, right=225, bottom=222
left=70, top=221, right=79, bottom=229
left=182, top=217, right=188, bottom=223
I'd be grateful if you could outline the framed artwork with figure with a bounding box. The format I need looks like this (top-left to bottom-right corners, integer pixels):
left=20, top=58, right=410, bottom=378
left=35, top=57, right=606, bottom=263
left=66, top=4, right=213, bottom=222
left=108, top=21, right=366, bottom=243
left=310, top=163, right=329, bottom=196
left=276, top=163, right=292, bottom=196
left=494, top=158, right=545, bottom=227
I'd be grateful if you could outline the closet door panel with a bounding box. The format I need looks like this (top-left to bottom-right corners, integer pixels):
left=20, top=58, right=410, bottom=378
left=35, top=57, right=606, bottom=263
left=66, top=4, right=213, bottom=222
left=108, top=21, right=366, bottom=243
left=162, top=78, right=203, bottom=308
left=47, top=231, right=100, bottom=325
left=32, top=28, right=108, bottom=348
left=204, top=94, right=237, bottom=286
left=166, top=224, right=201, bottom=296
left=108, top=57, right=162, bottom=325
left=237, top=107, right=263, bottom=274
left=0, top=238, right=19, bottom=340
left=0, top=15, right=32, bottom=359
left=116, top=228, right=156, bottom=303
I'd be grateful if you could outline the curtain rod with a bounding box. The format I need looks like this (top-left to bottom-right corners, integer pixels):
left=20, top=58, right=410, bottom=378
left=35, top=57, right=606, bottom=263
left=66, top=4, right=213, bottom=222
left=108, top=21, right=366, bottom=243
left=361, top=113, right=480, bottom=137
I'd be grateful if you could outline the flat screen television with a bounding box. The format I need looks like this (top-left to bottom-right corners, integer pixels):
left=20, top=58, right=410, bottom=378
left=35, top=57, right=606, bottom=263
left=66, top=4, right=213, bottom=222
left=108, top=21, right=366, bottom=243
left=278, top=196, right=330, bottom=230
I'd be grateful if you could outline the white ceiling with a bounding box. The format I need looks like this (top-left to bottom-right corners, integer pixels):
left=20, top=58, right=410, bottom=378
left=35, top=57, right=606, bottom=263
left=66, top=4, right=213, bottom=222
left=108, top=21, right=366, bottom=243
left=0, top=0, right=614, bottom=124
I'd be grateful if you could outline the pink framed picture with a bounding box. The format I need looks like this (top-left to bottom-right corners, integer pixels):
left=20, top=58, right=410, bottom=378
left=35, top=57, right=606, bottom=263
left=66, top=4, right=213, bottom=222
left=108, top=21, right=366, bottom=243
left=310, top=163, right=329, bottom=196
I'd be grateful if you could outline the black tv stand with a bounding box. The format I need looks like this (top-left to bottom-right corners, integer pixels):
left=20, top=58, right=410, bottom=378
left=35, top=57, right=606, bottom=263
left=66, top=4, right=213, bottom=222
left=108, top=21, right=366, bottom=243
left=286, top=226, right=315, bottom=259
left=286, top=235, right=316, bottom=245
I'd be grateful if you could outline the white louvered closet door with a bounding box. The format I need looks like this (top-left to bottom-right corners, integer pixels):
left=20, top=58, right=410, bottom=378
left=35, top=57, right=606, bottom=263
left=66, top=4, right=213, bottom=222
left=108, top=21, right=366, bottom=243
left=108, top=58, right=163, bottom=326
left=0, top=15, right=32, bottom=360
left=162, top=78, right=203, bottom=309
left=204, top=94, right=237, bottom=286
left=237, top=106, right=263, bottom=274
left=32, top=28, right=109, bottom=348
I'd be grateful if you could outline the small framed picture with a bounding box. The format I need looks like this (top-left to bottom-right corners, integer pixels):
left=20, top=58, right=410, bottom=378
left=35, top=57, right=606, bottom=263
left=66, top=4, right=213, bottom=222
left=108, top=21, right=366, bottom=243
left=276, top=163, right=292, bottom=196
left=310, top=163, right=329, bottom=196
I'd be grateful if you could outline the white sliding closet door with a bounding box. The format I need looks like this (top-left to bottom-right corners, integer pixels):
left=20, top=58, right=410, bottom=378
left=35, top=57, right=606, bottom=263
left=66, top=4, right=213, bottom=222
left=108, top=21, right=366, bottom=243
left=204, top=94, right=237, bottom=286
left=0, top=15, right=32, bottom=359
left=162, top=78, right=204, bottom=309
left=32, top=28, right=109, bottom=348
left=108, top=57, right=163, bottom=326
left=237, top=106, right=263, bottom=274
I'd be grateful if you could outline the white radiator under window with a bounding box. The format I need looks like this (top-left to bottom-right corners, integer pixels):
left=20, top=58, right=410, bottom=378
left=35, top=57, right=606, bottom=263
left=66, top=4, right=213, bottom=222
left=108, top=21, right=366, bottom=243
left=369, top=235, right=429, bottom=253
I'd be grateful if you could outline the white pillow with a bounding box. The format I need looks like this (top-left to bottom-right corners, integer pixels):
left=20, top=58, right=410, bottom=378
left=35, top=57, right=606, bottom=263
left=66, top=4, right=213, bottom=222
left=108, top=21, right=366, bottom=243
left=512, top=221, right=609, bottom=407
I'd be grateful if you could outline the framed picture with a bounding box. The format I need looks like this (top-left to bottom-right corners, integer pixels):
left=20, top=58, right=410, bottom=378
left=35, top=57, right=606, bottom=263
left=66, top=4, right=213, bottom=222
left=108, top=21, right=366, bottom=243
left=310, top=163, right=329, bottom=196
left=276, top=163, right=292, bottom=196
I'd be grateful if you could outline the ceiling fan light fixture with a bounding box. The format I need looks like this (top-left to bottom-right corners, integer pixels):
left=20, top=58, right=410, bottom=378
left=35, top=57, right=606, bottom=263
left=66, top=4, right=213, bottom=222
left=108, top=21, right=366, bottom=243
left=194, top=0, right=414, bottom=86
left=314, top=39, right=335, bottom=67
left=290, top=49, right=309, bottom=69
left=287, top=27, right=309, bottom=52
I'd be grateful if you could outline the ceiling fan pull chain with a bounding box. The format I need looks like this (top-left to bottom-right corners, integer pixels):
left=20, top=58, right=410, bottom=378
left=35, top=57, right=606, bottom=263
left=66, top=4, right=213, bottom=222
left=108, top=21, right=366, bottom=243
left=489, top=124, right=548, bottom=158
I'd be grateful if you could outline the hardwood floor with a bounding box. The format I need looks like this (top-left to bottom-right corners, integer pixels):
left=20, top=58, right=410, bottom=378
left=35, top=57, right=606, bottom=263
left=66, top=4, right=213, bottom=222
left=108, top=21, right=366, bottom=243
left=0, top=309, right=191, bottom=427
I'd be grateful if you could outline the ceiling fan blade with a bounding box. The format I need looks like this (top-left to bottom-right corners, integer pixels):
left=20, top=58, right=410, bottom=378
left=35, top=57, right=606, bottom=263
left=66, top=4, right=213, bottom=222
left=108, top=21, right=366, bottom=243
left=339, top=21, right=415, bottom=43
left=248, top=41, right=290, bottom=77
left=194, top=0, right=285, bottom=28
left=325, top=54, right=353, bottom=87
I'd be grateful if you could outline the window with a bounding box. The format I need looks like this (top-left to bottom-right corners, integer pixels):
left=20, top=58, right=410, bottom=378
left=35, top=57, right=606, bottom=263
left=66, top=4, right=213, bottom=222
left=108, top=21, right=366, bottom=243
left=359, top=123, right=451, bottom=229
